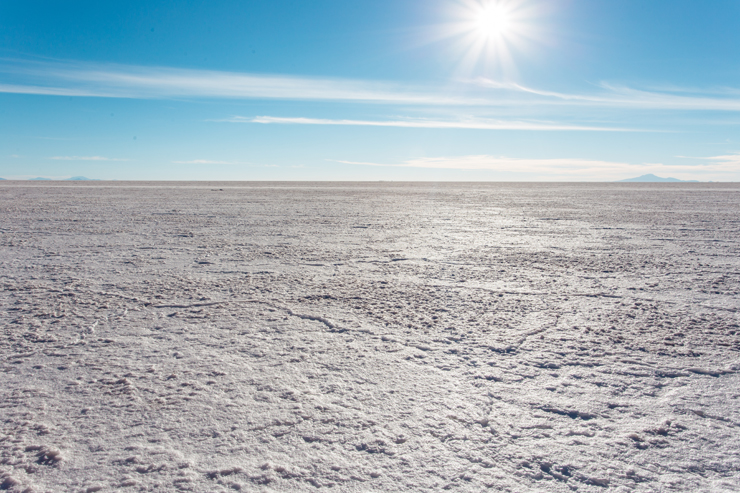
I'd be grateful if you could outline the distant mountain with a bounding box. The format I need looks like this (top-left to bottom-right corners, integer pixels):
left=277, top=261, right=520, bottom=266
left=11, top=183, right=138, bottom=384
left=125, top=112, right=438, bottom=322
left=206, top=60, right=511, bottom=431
left=66, top=176, right=99, bottom=181
left=29, top=177, right=52, bottom=180
left=618, top=174, right=699, bottom=183
left=0, top=177, right=5, bottom=180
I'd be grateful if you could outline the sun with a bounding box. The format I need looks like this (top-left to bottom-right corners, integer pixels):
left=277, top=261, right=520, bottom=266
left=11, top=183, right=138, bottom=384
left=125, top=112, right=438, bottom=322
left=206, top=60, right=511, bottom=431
left=437, top=0, right=537, bottom=78
left=474, top=3, right=513, bottom=39
left=422, top=0, right=539, bottom=78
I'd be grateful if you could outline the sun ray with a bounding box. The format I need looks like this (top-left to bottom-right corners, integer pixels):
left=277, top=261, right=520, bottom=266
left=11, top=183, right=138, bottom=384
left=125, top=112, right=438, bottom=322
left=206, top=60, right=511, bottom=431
left=436, top=0, right=539, bottom=80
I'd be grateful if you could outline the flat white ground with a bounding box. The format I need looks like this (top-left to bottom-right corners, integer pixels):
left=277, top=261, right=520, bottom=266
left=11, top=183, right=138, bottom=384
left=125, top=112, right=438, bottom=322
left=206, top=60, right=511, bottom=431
left=1, top=182, right=739, bottom=493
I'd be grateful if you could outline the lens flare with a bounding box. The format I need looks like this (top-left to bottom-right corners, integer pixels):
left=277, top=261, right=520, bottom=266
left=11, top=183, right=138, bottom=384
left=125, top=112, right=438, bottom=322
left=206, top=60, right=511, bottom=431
left=436, top=0, right=539, bottom=78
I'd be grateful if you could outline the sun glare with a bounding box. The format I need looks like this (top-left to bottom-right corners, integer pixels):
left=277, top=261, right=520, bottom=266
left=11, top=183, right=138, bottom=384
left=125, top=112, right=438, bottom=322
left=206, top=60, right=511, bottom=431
left=438, top=0, right=537, bottom=78
left=475, top=4, right=512, bottom=39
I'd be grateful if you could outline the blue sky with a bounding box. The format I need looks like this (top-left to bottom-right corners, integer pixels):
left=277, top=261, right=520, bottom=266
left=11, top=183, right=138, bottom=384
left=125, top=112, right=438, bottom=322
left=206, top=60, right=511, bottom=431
left=1, top=0, right=739, bottom=181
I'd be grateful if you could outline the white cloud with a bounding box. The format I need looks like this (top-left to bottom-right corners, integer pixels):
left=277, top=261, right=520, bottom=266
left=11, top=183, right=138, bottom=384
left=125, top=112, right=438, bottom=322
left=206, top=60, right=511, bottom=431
left=700, top=153, right=740, bottom=165
left=230, top=115, right=633, bottom=132
left=0, top=83, right=125, bottom=98
left=474, top=78, right=740, bottom=111
left=0, top=59, right=473, bottom=105
left=337, top=155, right=740, bottom=181
left=2, top=59, right=740, bottom=112
left=50, top=156, right=128, bottom=161
left=676, top=153, right=740, bottom=173
left=171, top=160, right=243, bottom=165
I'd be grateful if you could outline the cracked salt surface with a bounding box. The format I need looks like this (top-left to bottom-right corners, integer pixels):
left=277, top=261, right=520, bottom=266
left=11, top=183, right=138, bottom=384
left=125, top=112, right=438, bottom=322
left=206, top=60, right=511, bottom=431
left=1, top=181, right=739, bottom=492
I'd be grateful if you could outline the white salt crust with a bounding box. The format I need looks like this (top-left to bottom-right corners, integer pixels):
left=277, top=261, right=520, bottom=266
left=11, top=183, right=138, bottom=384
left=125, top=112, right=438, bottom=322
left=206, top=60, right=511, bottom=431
left=1, top=182, right=739, bottom=492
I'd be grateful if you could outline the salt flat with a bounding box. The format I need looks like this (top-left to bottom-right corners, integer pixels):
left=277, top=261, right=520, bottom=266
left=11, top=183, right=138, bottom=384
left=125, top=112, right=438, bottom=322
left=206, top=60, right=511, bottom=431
left=1, top=182, right=739, bottom=492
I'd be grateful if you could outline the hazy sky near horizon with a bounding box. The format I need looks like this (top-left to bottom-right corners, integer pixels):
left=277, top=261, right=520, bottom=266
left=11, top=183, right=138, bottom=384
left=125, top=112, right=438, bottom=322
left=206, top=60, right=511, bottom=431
left=1, top=0, right=739, bottom=181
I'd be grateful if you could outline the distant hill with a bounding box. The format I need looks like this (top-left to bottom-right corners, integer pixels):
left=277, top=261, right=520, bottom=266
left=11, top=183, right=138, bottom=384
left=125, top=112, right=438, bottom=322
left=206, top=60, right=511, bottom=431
left=29, top=177, right=52, bottom=180
left=618, top=174, right=699, bottom=183
left=0, top=177, right=5, bottom=180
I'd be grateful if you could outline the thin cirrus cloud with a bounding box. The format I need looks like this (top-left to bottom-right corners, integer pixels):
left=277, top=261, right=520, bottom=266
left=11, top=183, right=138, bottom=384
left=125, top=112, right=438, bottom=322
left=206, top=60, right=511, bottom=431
left=171, top=160, right=243, bottom=165
left=226, top=115, right=634, bottom=132
left=2, top=58, right=740, bottom=112
left=676, top=153, right=740, bottom=168
left=336, top=155, right=740, bottom=180
left=473, top=79, right=740, bottom=112
left=50, top=155, right=128, bottom=161
left=0, top=58, right=474, bottom=105
left=701, top=153, right=740, bottom=165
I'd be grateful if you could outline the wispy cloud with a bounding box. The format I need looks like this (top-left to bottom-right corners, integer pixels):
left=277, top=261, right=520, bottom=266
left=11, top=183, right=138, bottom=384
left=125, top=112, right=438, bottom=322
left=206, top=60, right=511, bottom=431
left=676, top=153, right=740, bottom=171
left=226, top=115, right=634, bottom=132
left=0, top=59, right=472, bottom=105
left=337, top=155, right=740, bottom=181
left=171, top=159, right=243, bottom=165
left=2, top=58, right=740, bottom=112
left=475, top=78, right=740, bottom=111
left=0, top=83, right=124, bottom=98
left=700, top=153, right=740, bottom=165
left=50, top=155, right=128, bottom=161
